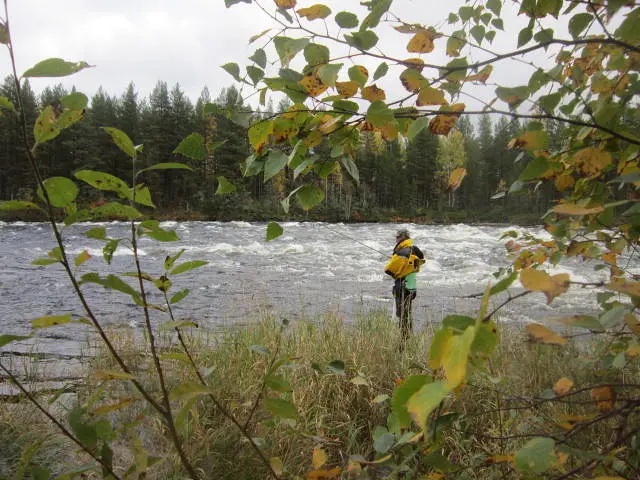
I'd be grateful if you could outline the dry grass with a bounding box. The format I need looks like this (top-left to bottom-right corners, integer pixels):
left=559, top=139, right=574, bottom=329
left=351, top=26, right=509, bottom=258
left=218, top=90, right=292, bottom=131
left=1, top=312, right=638, bottom=479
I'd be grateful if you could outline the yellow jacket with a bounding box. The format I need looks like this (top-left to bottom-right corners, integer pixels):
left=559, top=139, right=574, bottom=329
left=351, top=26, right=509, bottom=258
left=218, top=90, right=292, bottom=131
left=384, top=238, right=425, bottom=280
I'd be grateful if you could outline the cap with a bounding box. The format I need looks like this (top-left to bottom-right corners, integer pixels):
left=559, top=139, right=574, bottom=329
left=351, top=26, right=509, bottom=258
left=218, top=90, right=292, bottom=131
left=396, top=229, right=410, bottom=240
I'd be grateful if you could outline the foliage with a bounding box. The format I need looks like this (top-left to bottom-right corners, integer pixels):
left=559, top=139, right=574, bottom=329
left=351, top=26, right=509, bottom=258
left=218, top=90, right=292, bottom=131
left=0, top=0, right=639, bottom=479
left=218, top=0, right=640, bottom=477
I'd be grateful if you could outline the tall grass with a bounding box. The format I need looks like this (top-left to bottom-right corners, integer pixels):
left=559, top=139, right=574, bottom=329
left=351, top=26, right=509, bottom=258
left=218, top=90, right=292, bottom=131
left=1, top=312, right=638, bottom=479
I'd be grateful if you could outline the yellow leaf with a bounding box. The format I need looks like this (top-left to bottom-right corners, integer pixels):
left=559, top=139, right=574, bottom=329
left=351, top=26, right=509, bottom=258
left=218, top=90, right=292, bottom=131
left=274, top=0, right=296, bottom=9
left=553, top=377, right=574, bottom=396
left=299, top=72, right=329, bottom=97
left=625, top=313, right=640, bottom=334
left=297, top=4, right=331, bottom=20
left=407, top=30, right=436, bottom=53
left=352, top=453, right=392, bottom=465
left=554, top=174, right=575, bottom=192
left=91, top=397, right=138, bottom=415
left=441, top=326, right=476, bottom=390
left=312, top=447, right=328, bottom=469
left=591, top=386, right=615, bottom=412
left=304, top=130, right=324, bottom=147
left=74, top=250, right=92, bottom=267
left=552, top=203, right=605, bottom=216
left=486, top=454, right=515, bottom=465
left=571, top=147, right=612, bottom=177
left=520, top=269, right=556, bottom=292
left=273, top=117, right=299, bottom=142
left=593, top=477, right=627, bottom=480
left=428, top=103, right=464, bottom=136
left=526, top=324, right=568, bottom=345
left=270, top=457, right=283, bottom=476
left=361, top=85, right=386, bottom=102
left=307, top=467, right=341, bottom=479
left=93, top=369, right=136, bottom=381
left=507, top=130, right=548, bottom=151
left=607, top=278, right=640, bottom=297
left=557, top=413, right=596, bottom=430
left=448, top=168, right=467, bottom=191
left=335, top=81, right=358, bottom=98
left=318, top=115, right=341, bottom=134
left=465, top=65, right=493, bottom=83
left=416, top=87, right=446, bottom=106
left=403, top=57, right=425, bottom=71
left=602, top=251, right=618, bottom=266
left=400, top=68, right=426, bottom=93
left=379, top=122, right=399, bottom=141
left=626, top=344, right=640, bottom=358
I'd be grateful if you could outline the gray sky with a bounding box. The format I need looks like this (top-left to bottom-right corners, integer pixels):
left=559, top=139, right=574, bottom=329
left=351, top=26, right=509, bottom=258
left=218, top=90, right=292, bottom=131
left=1, top=0, right=556, bottom=109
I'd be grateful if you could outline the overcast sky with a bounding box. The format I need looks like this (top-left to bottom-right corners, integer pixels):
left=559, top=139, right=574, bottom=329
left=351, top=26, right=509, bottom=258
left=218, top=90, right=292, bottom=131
left=1, top=0, right=555, bottom=109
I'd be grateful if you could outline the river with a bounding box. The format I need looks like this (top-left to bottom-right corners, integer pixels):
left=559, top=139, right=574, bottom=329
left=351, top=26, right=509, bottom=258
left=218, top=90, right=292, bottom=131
left=0, top=220, right=618, bottom=390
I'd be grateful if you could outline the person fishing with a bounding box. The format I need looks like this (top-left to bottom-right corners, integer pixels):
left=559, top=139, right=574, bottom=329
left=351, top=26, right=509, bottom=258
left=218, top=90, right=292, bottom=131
left=384, top=229, right=425, bottom=343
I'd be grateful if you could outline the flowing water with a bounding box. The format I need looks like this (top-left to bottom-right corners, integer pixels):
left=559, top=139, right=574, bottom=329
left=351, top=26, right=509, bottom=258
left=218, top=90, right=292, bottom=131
left=0, top=220, right=624, bottom=392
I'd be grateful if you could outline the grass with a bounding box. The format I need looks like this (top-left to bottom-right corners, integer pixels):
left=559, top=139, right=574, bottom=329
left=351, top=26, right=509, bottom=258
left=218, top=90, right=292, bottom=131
left=1, top=311, right=638, bottom=479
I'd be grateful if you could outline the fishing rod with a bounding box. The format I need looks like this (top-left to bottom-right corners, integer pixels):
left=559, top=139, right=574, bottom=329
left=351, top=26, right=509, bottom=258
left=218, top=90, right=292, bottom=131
left=319, top=223, right=388, bottom=257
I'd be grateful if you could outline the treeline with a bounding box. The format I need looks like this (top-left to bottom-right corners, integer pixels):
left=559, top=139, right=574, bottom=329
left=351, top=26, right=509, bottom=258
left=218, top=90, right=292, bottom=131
left=0, top=76, right=562, bottom=223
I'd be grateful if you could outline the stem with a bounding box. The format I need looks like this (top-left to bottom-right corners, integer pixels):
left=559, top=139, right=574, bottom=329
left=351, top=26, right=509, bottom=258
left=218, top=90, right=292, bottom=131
left=0, top=361, right=122, bottom=480
left=162, top=291, right=279, bottom=479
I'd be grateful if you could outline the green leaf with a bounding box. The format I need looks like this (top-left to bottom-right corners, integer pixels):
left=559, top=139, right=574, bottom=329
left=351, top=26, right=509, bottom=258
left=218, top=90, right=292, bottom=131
left=297, top=184, right=325, bottom=210
left=265, top=374, right=292, bottom=392
left=274, top=36, right=309, bottom=66
left=471, top=321, right=498, bottom=357
left=366, top=101, right=394, bottom=127
left=102, top=127, right=136, bottom=158
left=327, top=359, right=345, bottom=374
left=171, top=260, right=208, bottom=275
left=132, top=184, right=155, bottom=208
left=335, top=11, right=359, bottom=29
left=615, top=7, right=640, bottom=44
left=173, top=133, right=206, bottom=161
left=0, top=22, right=8, bottom=44
left=553, top=315, right=604, bottom=331
left=304, top=43, right=330, bottom=66
left=487, top=0, right=501, bottom=16
left=0, top=334, right=31, bottom=348
left=160, top=320, right=198, bottom=330
left=139, top=221, right=179, bottom=242
left=373, top=62, right=389, bottom=81
left=263, top=397, right=299, bottom=420
left=470, top=24, right=485, bottom=44
left=392, top=375, right=430, bottom=427
left=68, top=408, right=97, bottom=449
left=31, top=258, right=58, bottom=266
left=23, top=58, right=91, bottom=78
left=0, top=200, right=42, bottom=212
left=442, top=315, right=475, bottom=332
left=0, top=95, right=15, bottom=112
left=490, top=271, right=518, bottom=295
left=266, top=221, right=284, bottom=241
left=248, top=120, right=274, bottom=150
left=539, top=92, right=562, bottom=113
left=264, top=150, right=288, bottom=182
left=317, top=63, right=342, bottom=86
left=34, top=106, right=61, bottom=144
left=519, top=156, right=551, bottom=181
left=491, top=18, right=504, bottom=30
left=534, top=28, right=554, bottom=44
left=249, top=48, right=267, bottom=69
left=170, top=381, right=213, bottom=402
left=442, top=326, right=475, bottom=390
left=81, top=273, right=142, bottom=305
left=340, top=157, right=359, bottom=185
left=138, top=162, right=193, bottom=175
left=221, top=62, right=242, bottom=82
left=406, top=381, right=448, bottom=431
left=361, top=0, right=392, bottom=29
left=31, top=314, right=73, bottom=329
left=216, top=176, right=237, bottom=195
left=60, top=92, right=88, bottom=110
left=38, top=177, right=79, bottom=208
left=170, top=289, right=190, bottom=304
left=348, top=65, right=368, bottom=87
left=518, top=27, right=533, bottom=47
left=569, top=13, right=593, bottom=39
left=75, top=170, right=130, bottom=198
left=345, top=30, right=378, bottom=50
left=442, top=58, right=468, bottom=82
left=102, top=239, right=122, bottom=264
left=92, top=202, right=141, bottom=221
left=407, top=117, right=428, bottom=141
left=495, top=85, right=529, bottom=109
left=373, top=430, right=395, bottom=454
left=515, top=437, right=556, bottom=474
left=246, top=65, right=264, bottom=85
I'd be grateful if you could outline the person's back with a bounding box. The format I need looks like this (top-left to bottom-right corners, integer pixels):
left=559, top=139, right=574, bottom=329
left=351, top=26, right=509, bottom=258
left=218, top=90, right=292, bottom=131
left=384, top=229, right=425, bottom=343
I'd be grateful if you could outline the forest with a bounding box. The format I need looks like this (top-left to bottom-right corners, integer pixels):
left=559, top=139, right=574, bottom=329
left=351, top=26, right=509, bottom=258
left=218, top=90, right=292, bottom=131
left=0, top=76, right=559, bottom=224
